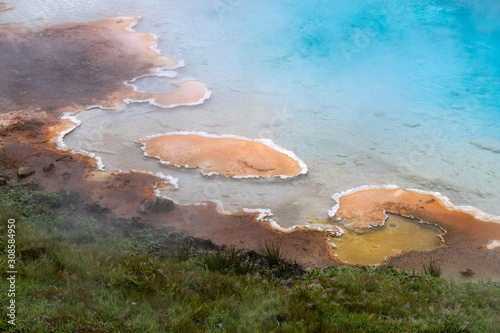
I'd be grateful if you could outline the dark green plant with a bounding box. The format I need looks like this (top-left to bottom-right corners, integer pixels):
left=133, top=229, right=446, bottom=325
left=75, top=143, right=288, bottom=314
left=423, top=259, right=441, bottom=278
left=271, top=262, right=291, bottom=279
left=258, top=240, right=284, bottom=266
left=174, top=239, right=192, bottom=261
left=201, top=246, right=253, bottom=275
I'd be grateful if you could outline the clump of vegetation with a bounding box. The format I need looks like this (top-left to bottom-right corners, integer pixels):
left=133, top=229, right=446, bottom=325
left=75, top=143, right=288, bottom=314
left=0, top=185, right=499, bottom=332
left=200, top=246, right=254, bottom=275
left=423, top=259, right=442, bottom=278
left=173, top=239, right=192, bottom=261
left=258, top=240, right=285, bottom=266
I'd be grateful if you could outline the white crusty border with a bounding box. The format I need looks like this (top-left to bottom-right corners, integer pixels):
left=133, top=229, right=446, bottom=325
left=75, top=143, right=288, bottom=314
left=123, top=79, right=212, bottom=109
left=242, top=208, right=344, bottom=237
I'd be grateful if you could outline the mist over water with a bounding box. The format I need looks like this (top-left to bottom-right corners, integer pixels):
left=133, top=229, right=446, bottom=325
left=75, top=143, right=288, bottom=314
left=3, top=1, right=499, bottom=226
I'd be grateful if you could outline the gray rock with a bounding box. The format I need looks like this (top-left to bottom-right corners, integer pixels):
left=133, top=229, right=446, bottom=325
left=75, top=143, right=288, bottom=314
left=18, top=167, right=35, bottom=179
left=139, top=197, right=175, bottom=214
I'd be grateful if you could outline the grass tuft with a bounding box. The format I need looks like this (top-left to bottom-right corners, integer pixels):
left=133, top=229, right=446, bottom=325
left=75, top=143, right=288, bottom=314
left=423, top=259, right=442, bottom=278
left=257, top=240, right=285, bottom=266
left=173, top=239, right=192, bottom=261
left=200, top=246, right=254, bottom=275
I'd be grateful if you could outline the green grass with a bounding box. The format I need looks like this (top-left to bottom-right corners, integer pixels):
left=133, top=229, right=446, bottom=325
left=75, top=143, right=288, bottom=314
left=0, top=185, right=499, bottom=332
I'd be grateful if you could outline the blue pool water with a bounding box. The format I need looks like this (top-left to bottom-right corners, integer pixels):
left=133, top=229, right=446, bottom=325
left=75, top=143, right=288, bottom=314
left=2, top=0, right=499, bottom=225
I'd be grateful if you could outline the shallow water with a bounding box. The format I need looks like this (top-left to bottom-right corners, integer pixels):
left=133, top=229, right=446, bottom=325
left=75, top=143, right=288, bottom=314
left=330, top=214, right=445, bottom=265
left=2, top=1, right=499, bottom=228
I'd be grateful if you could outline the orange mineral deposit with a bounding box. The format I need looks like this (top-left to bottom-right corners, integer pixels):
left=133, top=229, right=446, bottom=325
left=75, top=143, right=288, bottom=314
left=138, top=132, right=308, bottom=179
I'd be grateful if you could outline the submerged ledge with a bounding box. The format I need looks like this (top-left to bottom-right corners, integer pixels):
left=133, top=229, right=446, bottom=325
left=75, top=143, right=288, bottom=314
left=138, top=131, right=308, bottom=179
left=123, top=79, right=211, bottom=109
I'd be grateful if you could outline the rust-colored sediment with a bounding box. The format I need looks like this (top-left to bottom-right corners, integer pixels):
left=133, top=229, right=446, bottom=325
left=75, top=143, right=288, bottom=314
left=0, top=17, right=334, bottom=268
left=333, top=188, right=500, bottom=279
left=139, top=134, right=304, bottom=178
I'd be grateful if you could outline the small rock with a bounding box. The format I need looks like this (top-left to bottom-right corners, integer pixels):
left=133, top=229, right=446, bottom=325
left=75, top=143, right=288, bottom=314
left=139, top=198, right=175, bottom=214
left=460, top=269, right=475, bottom=277
left=43, top=163, right=55, bottom=173
left=18, top=167, right=35, bottom=178
left=0, top=177, right=8, bottom=186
